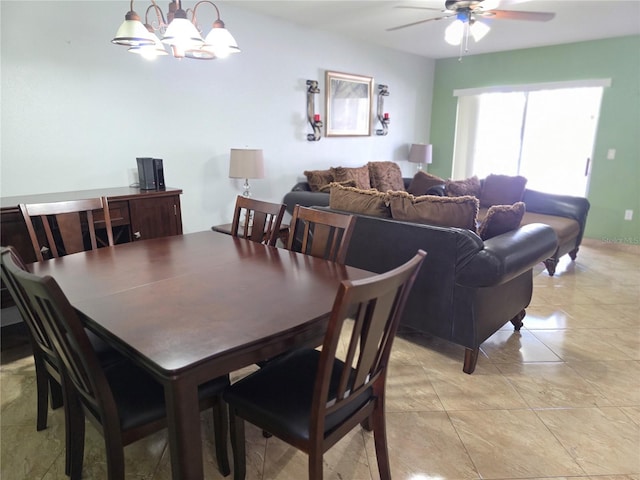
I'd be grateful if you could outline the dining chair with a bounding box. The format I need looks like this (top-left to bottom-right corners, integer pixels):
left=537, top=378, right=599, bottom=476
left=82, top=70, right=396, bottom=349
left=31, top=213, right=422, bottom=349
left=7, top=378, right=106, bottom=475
left=230, top=196, right=286, bottom=247
left=286, top=205, right=355, bottom=264
left=0, top=246, right=126, bottom=475
left=224, top=250, right=427, bottom=480
left=3, top=250, right=231, bottom=480
left=20, top=197, right=114, bottom=262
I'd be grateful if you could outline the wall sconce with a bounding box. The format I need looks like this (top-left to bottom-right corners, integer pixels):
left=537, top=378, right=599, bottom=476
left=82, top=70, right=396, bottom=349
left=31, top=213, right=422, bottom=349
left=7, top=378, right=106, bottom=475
left=306, top=80, right=322, bottom=142
left=375, top=84, right=390, bottom=136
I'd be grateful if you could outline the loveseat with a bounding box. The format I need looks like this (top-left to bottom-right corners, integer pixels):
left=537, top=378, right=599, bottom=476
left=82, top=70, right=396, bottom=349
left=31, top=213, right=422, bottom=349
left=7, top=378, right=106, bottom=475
left=303, top=206, right=557, bottom=373
left=283, top=175, right=590, bottom=276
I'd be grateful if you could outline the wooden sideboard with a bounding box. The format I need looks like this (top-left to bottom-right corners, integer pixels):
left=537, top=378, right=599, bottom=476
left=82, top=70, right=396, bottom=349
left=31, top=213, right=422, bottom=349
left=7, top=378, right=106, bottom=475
left=1, top=187, right=183, bottom=318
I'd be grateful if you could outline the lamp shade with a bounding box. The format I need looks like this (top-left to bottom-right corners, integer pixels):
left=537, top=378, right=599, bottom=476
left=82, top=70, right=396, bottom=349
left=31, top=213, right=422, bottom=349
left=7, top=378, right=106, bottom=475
left=408, top=144, right=432, bottom=165
left=229, top=149, right=265, bottom=179
left=112, top=14, right=157, bottom=47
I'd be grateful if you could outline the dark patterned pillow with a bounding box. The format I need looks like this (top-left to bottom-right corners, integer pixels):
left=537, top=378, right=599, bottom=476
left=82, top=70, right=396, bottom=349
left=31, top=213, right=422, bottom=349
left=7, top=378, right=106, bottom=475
left=330, top=165, right=371, bottom=190
left=367, top=161, right=405, bottom=192
left=304, top=169, right=333, bottom=192
left=407, top=171, right=445, bottom=196
left=479, top=174, right=528, bottom=207
left=446, top=176, right=481, bottom=197
left=477, top=202, right=526, bottom=240
left=329, top=184, right=391, bottom=218
left=388, top=190, right=478, bottom=231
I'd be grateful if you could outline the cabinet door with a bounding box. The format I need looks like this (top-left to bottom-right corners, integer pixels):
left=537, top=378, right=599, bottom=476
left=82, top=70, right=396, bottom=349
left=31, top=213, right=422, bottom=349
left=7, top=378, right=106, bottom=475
left=129, top=195, right=182, bottom=241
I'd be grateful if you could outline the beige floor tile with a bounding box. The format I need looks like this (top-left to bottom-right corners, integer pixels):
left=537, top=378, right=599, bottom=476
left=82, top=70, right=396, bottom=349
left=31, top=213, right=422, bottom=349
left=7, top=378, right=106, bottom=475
left=385, top=363, right=444, bottom=412
left=481, top=329, right=563, bottom=364
left=567, top=360, right=640, bottom=406
left=497, top=362, right=613, bottom=408
left=535, top=407, right=640, bottom=475
left=449, top=409, right=585, bottom=478
left=1, top=423, right=64, bottom=480
left=531, top=328, right=636, bottom=362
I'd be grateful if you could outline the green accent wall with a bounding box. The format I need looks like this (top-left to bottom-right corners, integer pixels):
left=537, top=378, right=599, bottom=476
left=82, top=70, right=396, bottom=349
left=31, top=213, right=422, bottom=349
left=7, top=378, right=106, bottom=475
left=430, top=35, right=640, bottom=245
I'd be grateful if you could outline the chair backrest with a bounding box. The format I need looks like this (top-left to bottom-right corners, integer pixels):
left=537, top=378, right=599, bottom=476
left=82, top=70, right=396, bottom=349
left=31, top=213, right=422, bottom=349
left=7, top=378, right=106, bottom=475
left=4, top=252, right=118, bottom=423
left=20, top=197, right=114, bottom=262
left=0, top=246, right=58, bottom=364
left=231, top=196, right=286, bottom=247
left=286, top=205, right=355, bottom=264
left=311, top=250, right=426, bottom=442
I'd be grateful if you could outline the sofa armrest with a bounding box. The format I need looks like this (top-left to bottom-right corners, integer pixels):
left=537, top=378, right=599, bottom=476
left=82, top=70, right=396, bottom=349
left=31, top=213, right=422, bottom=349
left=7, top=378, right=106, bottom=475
left=282, top=190, right=330, bottom=215
left=291, top=182, right=312, bottom=192
left=457, top=223, right=558, bottom=287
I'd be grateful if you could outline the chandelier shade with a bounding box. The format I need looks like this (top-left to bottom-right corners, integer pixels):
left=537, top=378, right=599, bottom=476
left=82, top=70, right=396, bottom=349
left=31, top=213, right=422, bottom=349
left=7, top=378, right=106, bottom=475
left=112, top=0, right=240, bottom=61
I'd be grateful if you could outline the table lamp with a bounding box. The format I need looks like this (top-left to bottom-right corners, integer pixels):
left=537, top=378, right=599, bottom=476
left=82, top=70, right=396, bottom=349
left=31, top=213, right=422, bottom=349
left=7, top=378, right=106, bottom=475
left=408, top=143, right=432, bottom=172
left=229, top=148, right=265, bottom=197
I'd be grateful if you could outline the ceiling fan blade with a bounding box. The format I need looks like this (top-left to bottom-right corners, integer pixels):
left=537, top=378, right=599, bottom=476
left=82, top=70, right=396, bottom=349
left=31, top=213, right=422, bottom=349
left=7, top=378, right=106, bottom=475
left=394, top=6, right=446, bottom=12
left=489, top=9, right=555, bottom=21
left=386, top=14, right=454, bottom=32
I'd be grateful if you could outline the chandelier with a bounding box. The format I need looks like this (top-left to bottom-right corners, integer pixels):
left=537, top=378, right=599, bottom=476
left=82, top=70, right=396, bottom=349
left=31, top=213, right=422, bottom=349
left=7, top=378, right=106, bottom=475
left=112, top=0, right=240, bottom=60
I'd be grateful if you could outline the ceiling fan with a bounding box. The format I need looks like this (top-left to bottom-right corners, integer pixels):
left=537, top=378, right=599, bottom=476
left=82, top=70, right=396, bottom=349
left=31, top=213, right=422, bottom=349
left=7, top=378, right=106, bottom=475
left=387, top=0, right=555, bottom=48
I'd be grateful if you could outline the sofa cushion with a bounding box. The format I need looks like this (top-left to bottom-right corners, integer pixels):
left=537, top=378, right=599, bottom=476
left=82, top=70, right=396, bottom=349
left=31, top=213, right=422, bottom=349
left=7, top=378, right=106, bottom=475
left=446, top=176, right=481, bottom=198
left=388, top=190, right=478, bottom=230
left=477, top=202, right=526, bottom=240
left=329, top=183, right=391, bottom=218
left=520, top=211, right=580, bottom=245
left=330, top=165, right=371, bottom=190
left=407, top=171, right=445, bottom=196
left=304, top=169, right=334, bottom=192
left=367, top=161, right=405, bottom=192
left=479, top=174, right=527, bottom=207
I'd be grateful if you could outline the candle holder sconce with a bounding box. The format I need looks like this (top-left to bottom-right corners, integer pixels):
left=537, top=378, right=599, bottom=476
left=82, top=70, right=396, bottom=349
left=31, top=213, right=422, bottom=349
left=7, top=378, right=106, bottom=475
left=306, top=80, right=322, bottom=142
left=376, top=84, right=390, bottom=136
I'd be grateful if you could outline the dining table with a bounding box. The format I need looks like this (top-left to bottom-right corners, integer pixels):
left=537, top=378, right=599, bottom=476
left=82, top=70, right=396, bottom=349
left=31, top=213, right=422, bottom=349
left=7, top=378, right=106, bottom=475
left=28, top=230, right=373, bottom=479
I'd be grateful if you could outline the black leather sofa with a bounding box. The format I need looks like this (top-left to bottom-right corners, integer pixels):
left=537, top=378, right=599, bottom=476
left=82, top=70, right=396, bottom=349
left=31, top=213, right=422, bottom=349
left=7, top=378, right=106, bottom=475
left=283, top=178, right=590, bottom=275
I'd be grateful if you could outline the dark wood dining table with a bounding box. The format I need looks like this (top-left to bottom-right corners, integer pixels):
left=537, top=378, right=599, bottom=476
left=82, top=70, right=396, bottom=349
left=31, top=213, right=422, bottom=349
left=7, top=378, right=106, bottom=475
left=29, top=230, right=373, bottom=479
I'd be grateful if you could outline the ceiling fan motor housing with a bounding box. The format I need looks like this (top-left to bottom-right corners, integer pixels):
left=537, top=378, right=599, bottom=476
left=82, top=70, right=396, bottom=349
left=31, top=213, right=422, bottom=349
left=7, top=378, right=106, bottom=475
left=445, top=0, right=484, bottom=11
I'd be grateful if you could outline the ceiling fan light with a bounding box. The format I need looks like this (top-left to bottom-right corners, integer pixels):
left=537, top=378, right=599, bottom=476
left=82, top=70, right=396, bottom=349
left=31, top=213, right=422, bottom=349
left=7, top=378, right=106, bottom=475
left=445, top=19, right=464, bottom=45
left=471, top=20, right=490, bottom=41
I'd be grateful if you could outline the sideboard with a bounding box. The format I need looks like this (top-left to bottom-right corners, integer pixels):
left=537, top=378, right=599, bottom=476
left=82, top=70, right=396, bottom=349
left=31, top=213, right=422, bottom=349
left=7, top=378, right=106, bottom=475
left=1, top=187, right=183, bottom=322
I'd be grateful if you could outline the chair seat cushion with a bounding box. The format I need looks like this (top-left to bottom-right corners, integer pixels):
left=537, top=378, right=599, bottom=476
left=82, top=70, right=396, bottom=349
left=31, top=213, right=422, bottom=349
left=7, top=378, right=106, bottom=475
left=102, top=361, right=229, bottom=431
left=224, top=349, right=371, bottom=443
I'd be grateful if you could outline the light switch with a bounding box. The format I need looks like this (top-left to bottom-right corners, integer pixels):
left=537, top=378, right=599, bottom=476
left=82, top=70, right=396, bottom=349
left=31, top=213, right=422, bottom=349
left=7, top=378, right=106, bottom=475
left=607, top=148, right=616, bottom=160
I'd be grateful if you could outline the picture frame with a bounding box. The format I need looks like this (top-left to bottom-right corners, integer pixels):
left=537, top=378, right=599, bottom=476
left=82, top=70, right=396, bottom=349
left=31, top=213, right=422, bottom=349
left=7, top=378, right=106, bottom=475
left=325, top=71, right=374, bottom=137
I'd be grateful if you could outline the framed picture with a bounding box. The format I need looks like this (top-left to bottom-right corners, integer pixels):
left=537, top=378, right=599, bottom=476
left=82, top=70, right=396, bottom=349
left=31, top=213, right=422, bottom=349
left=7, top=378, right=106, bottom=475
left=325, top=71, right=373, bottom=137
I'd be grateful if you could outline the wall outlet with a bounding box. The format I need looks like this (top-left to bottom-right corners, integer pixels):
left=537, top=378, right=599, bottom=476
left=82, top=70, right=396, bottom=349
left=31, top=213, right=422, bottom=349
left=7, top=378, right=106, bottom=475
left=624, top=209, right=633, bottom=221
left=607, top=148, right=616, bottom=160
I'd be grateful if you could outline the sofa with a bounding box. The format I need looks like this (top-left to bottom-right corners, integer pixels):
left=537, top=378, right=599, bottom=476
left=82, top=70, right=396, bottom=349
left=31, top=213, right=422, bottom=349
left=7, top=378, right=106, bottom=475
left=298, top=205, right=557, bottom=373
left=283, top=176, right=590, bottom=276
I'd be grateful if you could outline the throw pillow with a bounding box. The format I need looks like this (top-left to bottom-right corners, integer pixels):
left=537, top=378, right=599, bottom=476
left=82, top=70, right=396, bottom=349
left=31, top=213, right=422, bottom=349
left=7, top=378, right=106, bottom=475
left=446, top=176, right=481, bottom=198
left=330, top=165, right=371, bottom=190
left=479, top=174, right=528, bottom=207
left=367, top=161, right=405, bottom=192
left=318, top=180, right=355, bottom=193
left=329, top=183, right=391, bottom=218
left=388, top=190, right=478, bottom=230
left=477, top=202, right=526, bottom=240
left=407, top=171, right=445, bottom=196
left=304, top=169, right=333, bottom=192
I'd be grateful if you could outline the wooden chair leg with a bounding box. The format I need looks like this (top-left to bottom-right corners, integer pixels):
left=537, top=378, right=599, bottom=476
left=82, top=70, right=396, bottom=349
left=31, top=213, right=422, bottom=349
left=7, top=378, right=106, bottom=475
left=34, top=365, right=49, bottom=431
left=212, top=397, right=231, bottom=476
left=67, top=392, right=85, bottom=480
left=371, top=402, right=392, bottom=480
left=463, top=348, right=479, bottom=374
left=308, top=450, right=323, bottom=480
left=229, top=408, right=246, bottom=480
left=103, top=425, right=126, bottom=480
left=49, top=376, right=63, bottom=410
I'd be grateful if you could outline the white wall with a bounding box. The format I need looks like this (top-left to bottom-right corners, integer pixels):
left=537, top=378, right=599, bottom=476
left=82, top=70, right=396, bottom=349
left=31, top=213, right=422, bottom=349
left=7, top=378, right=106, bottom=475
left=1, top=1, right=435, bottom=232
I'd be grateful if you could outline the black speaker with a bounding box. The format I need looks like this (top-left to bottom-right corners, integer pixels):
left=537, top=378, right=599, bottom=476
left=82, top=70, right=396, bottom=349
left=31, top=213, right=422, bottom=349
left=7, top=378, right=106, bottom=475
left=137, top=157, right=165, bottom=190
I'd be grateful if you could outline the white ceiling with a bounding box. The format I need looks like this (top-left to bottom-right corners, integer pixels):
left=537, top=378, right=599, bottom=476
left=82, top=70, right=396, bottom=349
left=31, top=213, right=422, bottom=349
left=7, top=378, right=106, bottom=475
left=232, top=0, right=640, bottom=59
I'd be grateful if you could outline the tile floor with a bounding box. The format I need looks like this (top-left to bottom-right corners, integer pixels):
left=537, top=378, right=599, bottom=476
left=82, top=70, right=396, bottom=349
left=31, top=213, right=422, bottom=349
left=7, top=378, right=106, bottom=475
left=1, top=239, right=638, bottom=479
